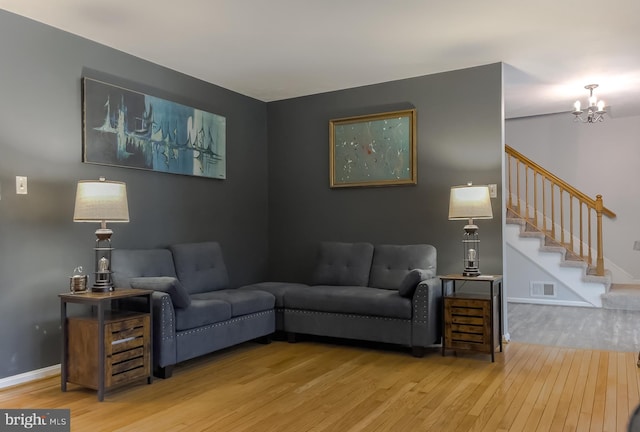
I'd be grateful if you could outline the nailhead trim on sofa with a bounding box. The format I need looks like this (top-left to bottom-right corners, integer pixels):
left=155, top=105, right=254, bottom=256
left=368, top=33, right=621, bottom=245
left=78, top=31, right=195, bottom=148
left=285, top=309, right=408, bottom=323
left=177, top=310, right=274, bottom=337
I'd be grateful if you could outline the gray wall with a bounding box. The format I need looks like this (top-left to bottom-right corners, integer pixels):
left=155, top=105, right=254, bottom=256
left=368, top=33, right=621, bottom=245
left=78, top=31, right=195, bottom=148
left=0, top=11, right=268, bottom=378
left=267, top=64, right=504, bottom=282
left=0, top=10, right=504, bottom=380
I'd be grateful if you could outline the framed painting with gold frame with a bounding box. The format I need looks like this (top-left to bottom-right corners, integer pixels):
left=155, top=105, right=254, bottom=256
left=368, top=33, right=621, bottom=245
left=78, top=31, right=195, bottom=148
left=329, top=109, right=416, bottom=188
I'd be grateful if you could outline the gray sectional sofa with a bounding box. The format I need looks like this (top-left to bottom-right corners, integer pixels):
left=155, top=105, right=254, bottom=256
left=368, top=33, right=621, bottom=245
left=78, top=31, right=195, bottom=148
left=241, top=241, right=441, bottom=357
left=112, top=242, right=275, bottom=378
left=112, top=241, right=442, bottom=378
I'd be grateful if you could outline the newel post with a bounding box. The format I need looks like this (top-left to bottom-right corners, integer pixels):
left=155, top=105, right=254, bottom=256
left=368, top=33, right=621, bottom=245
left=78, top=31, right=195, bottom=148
left=595, top=195, right=605, bottom=276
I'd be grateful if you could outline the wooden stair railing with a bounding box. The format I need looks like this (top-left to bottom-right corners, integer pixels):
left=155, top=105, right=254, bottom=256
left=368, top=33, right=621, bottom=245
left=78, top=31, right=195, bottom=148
left=505, top=145, right=616, bottom=276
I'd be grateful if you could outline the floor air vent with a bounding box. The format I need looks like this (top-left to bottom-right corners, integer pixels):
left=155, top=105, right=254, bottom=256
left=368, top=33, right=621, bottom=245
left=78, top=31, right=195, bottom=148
left=530, top=281, right=556, bottom=298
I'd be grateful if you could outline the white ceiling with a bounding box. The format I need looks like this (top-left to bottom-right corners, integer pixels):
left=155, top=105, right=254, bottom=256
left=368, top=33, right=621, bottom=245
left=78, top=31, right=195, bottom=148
left=2, top=0, right=640, bottom=119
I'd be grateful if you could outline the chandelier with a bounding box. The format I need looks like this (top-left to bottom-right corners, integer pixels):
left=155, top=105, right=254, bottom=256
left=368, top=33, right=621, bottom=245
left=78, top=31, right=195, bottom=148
left=572, top=84, right=606, bottom=123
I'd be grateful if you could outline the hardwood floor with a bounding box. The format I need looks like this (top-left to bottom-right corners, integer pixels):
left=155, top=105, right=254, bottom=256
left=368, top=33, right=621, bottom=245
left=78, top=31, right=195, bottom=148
left=2, top=340, right=639, bottom=431
left=508, top=303, right=640, bottom=352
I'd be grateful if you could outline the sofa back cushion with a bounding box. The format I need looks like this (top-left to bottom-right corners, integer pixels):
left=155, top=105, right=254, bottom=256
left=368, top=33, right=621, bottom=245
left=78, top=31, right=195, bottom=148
left=369, top=244, right=437, bottom=290
left=311, top=242, right=374, bottom=287
left=170, top=242, right=230, bottom=294
left=112, top=248, right=178, bottom=288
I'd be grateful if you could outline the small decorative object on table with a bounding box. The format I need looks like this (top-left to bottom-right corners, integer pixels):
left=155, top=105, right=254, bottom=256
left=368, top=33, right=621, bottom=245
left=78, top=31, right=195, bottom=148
left=69, top=266, right=88, bottom=293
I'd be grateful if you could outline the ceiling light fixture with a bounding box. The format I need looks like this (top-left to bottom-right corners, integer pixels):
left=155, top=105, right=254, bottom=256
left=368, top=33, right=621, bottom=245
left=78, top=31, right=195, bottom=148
left=572, top=84, right=606, bottom=123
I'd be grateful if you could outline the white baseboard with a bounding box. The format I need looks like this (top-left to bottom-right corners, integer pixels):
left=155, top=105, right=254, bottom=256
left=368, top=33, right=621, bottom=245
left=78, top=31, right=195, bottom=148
left=507, top=297, right=595, bottom=308
left=0, top=364, right=60, bottom=389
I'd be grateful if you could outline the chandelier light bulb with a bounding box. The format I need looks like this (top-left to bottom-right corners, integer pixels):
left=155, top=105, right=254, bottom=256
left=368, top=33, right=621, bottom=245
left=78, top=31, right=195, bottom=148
left=571, top=84, right=606, bottom=123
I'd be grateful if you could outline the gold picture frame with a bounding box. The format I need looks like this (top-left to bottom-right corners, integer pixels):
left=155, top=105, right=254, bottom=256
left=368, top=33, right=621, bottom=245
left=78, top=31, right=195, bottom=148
left=329, top=109, right=416, bottom=188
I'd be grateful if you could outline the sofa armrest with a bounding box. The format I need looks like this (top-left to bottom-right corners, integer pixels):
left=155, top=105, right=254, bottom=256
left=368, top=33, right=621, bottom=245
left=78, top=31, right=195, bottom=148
left=411, top=277, right=442, bottom=348
left=119, top=291, right=177, bottom=369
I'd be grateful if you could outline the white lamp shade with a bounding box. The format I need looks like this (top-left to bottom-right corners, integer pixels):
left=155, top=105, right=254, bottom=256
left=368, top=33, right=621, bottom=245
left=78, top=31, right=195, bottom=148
left=73, top=179, right=130, bottom=223
left=448, top=185, right=493, bottom=220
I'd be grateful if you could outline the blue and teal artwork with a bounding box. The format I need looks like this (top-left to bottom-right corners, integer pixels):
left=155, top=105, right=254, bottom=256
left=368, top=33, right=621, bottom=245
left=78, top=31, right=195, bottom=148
left=83, top=77, right=226, bottom=179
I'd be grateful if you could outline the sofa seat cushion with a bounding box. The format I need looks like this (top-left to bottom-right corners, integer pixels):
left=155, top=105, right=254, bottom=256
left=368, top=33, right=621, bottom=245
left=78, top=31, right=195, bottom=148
left=191, top=289, right=275, bottom=317
left=284, top=285, right=411, bottom=319
left=175, top=298, right=231, bottom=331
left=238, top=282, right=308, bottom=308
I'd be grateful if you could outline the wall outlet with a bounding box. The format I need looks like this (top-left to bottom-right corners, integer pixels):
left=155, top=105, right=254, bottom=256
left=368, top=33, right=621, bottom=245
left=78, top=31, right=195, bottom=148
left=488, top=184, right=497, bottom=198
left=16, top=176, right=27, bottom=194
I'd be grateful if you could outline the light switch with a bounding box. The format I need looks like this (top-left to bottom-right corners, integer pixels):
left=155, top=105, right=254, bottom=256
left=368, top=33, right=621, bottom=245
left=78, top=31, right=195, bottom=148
left=16, top=176, right=27, bottom=194
left=488, top=184, right=497, bottom=198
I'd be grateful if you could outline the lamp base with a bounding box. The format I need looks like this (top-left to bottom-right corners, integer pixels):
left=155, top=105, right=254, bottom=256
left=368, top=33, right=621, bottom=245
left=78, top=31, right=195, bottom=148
left=91, top=286, right=113, bottom=292
left=91, top=284, right=113, bottom=293
left=462, top=266, right=481, bottom=276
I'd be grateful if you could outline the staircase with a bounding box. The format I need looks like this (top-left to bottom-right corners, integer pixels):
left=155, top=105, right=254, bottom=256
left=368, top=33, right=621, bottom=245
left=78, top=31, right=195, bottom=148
left=505, top=146, right=616, bottom=308
left=505, top=212, right=611, bottom=307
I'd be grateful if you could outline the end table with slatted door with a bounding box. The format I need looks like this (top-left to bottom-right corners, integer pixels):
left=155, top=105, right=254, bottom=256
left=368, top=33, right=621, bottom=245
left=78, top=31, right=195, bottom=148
left=59, top=288, right=153, bottom=401
left=441, top=274, right=503, bottom=362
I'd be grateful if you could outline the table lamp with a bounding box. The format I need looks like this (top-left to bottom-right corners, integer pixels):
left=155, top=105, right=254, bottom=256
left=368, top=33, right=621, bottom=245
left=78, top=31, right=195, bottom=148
left=448, top=183, right=493, bottom=276
left=73, top=177, right=129, bottom=292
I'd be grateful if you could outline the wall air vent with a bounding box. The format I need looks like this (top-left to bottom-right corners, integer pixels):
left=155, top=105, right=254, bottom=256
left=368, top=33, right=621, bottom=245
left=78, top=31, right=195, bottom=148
left=530, top=281, right=556, bottom=298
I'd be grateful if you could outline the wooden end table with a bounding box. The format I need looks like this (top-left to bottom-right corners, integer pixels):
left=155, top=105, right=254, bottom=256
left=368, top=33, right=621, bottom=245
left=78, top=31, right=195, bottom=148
left=59, top=288, right=153, bottom=401
left=440, top=274, right=503, bottom=362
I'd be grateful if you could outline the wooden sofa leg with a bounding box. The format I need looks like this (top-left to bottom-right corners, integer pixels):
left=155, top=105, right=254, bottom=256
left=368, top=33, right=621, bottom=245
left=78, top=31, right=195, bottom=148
left=287, top=332, right=297, bottom=343
left=154, top=365, right=174, bottom=379
left=412, top=346, right=425, bottom=358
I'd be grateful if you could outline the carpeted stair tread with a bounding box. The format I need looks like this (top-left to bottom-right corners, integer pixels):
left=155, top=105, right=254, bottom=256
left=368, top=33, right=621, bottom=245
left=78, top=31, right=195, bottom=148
left=602, top=284, right=640, bottom=311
